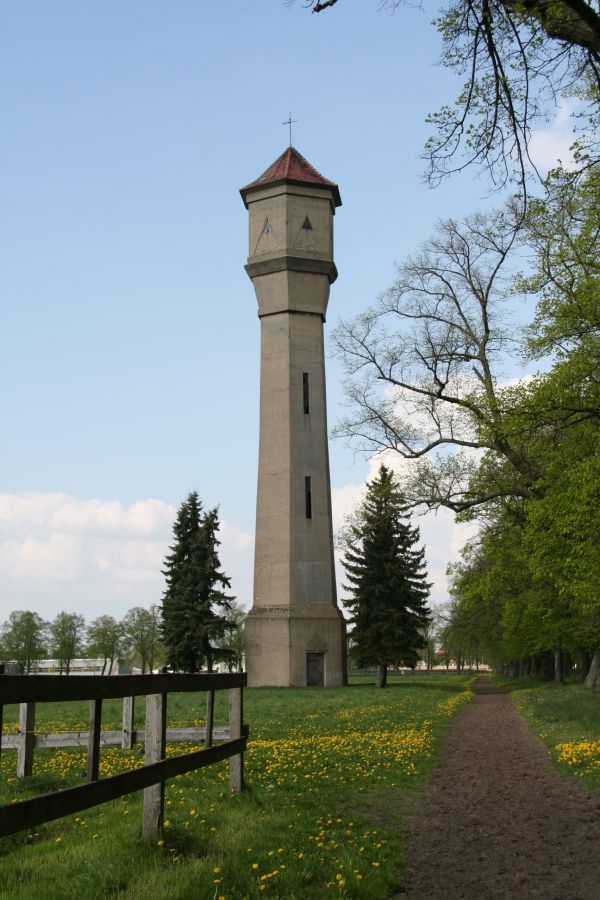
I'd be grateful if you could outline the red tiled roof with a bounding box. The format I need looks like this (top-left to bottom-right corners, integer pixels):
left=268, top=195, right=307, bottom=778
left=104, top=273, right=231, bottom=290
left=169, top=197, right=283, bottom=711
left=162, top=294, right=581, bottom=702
left=241, top=147, right=341, bottom=208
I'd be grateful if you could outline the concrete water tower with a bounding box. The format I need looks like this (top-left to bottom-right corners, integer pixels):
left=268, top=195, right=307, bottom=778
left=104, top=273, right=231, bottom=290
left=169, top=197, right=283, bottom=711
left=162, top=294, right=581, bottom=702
left=240, top=146, right=346, bottom=687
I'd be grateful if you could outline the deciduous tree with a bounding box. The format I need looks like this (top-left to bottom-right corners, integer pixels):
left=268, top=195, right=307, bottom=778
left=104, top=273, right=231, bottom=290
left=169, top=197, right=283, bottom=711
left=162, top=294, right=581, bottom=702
left=49, top=611, right=86, bottom=675
left=122, top=605, right=162, bottom=674
left=0, top=610, right=47, bottom=674
left=87, top=615, right=123, bottom=675
left=332, top=204, right=542, bottom=514
left=218, top=602, right=246, bottom=672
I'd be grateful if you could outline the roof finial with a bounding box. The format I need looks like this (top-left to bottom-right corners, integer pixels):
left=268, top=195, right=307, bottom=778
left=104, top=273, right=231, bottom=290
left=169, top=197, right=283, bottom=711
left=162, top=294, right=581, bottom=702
left=282, top=113, right=298, bottom=147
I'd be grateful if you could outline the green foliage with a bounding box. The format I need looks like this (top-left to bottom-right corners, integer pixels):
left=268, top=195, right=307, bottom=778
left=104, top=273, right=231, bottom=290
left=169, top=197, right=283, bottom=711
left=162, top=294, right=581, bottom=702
left=122, top=605, right=163, bottom=674
left=86, top=615, right=124, bottom=675
left=0, top=611, right=47, bottom=674
left=523, top=167, right=600, bottom=362
left=48, top=612, right=86, bottom=675
left=218, top=601, right=246, bottom=672
left=161, top=492, right=232, bottom=672
left=432, top=167, right=600, bottom=682
left=341, top=465, right=431, bottom=683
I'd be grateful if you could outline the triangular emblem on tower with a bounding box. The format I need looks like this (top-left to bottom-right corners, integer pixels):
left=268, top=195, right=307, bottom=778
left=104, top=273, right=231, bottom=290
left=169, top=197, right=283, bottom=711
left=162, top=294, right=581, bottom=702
left=302, top=216, right=313, bottom=230
left=262, top=217, right=273, bottom=233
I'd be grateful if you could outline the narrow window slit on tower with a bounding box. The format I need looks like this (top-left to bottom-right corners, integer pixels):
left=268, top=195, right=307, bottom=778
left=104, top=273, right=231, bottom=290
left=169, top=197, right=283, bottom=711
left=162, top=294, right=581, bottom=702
left=303, top=372, right=310, bottom=414
left=302, top=216, right=313, bottom=230
left=262, top=217, right=273, bottom=233
left=305, top=477, right=312, bottom=519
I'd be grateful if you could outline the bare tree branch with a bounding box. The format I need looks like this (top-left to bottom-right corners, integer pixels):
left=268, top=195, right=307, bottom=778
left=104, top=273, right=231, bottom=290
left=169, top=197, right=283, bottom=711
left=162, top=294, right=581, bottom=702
left=331, top=203, right=545, bottom=513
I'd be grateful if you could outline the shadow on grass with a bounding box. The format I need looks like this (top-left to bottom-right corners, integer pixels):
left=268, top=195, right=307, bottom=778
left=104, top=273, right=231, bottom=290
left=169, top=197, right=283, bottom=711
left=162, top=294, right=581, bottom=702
left=346, top=677, right=471, bottom=694
left=7, top=772, right=79, bottom=796
left=491, top=676, right=557, bottom=694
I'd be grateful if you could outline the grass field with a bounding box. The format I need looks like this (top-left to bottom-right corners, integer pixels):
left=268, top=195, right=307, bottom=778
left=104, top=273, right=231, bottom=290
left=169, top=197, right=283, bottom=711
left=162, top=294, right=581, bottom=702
left=495, top=679, right=600, bottom=791
left=1, top=675, right=472, bottom=899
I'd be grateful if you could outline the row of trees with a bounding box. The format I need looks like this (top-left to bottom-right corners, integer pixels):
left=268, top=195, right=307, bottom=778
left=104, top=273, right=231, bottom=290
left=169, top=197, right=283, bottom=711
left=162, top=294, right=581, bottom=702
left=333, top=170, right=600, bottom=688
left=0, top=598, right=245, bottom=676
left=442, top=170, right=600, bottom=687
left=0, top=606, right=161, bottom=675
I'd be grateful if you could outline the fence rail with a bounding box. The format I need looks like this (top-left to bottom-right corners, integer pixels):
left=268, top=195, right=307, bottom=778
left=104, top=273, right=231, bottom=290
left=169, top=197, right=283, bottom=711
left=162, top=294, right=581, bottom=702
left=0, top=672, right=247, bottom=841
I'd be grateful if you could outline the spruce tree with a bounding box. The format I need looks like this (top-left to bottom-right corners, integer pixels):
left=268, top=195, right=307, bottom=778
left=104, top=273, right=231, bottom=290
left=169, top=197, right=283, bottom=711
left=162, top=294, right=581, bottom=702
left=341, top=464, right=431, bottom=687
left=161, top=492, right=232, bottom=672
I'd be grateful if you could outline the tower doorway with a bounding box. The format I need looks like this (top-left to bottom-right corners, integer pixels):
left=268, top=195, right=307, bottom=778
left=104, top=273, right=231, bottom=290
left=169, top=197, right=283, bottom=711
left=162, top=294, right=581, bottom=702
left=307, top=652, right=325, bottom=686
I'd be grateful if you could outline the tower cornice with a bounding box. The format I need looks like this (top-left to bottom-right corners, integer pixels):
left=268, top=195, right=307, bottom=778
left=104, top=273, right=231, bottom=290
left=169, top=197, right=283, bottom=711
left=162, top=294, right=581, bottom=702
left=245, top=255, right=338, bottom=284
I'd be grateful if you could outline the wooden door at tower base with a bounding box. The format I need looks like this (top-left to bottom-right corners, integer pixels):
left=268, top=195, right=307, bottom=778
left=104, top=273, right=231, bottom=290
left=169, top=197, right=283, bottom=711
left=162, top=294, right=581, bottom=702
left=306, top=652, right=325, bottom=686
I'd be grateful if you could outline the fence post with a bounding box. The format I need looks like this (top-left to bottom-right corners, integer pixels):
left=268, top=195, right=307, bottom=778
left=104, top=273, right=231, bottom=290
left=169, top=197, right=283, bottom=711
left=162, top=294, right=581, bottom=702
left=205, top=690, right=215, bottom=749
left=122, top=697, right=135, bottom=750
left=228, top=687, right=243, bottom=792
left=17, top=702, right=36, bottom=778
left=142, top=692, right=166, bottom=840
left=87, top=699, right=102, bottom=782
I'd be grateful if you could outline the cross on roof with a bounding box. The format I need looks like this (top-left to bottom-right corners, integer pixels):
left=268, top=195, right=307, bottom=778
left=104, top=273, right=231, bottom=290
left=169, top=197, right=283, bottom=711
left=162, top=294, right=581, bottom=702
left=282, top=114, right=298, bottom=146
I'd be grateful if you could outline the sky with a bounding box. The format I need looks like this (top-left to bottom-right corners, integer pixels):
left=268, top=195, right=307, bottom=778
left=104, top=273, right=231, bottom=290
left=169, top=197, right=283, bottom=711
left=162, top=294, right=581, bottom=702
left=0, top=1, right=572, bottom=625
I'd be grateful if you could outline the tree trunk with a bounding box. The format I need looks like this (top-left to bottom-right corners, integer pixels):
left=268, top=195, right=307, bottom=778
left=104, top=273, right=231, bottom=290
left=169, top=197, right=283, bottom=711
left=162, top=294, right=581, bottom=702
left=530, top=655, right=538, bottom=677
left=538, top=651, right=553, bottom=680
left=577, top=648, right=591, bottom=684
left=554, top=639, right=564, bottom=685
left=583, top=646, right=600, bottom=689
left=377, top=664, right=387, bottom=688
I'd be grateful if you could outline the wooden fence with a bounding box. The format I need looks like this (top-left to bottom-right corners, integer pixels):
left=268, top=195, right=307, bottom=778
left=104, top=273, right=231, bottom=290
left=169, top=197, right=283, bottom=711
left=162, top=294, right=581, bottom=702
left=0, top=672, right=247, bottom=841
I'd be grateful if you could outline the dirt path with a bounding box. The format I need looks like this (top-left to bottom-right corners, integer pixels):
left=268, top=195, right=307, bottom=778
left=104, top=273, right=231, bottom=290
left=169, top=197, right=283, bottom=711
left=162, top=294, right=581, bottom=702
left=400, top=679, right=600, bottom=899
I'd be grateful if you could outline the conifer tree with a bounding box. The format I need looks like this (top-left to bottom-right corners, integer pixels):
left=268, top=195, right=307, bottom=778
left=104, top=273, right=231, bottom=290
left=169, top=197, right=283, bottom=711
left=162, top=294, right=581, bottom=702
left=161, top=492, right=232, bottom=672
left=341, top=464, right=431, bottom=687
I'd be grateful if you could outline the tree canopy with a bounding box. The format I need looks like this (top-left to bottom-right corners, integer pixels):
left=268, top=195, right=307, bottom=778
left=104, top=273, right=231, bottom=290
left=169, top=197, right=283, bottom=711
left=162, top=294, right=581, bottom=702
left=49, top=611, right=86, bottom=675
left=0, top=611, right=47, bottom=674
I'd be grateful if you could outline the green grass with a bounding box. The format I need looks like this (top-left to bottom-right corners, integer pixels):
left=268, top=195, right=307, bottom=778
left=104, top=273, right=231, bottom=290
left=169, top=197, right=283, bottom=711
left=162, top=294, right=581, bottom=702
left=1, top=675, right=473, bottom=899
left=494, top=678, right=600, bottom=790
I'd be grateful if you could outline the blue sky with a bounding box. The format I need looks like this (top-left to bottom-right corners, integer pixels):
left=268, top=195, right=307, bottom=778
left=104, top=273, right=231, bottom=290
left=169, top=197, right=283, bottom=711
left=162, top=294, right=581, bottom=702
left=0, top=2, right=570, bottom=623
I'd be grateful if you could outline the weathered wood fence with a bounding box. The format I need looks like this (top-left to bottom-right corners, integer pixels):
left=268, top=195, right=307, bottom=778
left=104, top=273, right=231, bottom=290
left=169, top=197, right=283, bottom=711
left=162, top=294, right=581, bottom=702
left=0, top=672, right=247, bottom=841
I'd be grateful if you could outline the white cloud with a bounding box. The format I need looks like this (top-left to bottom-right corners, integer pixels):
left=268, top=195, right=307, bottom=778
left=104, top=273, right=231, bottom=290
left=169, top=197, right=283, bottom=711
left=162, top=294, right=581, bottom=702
left=0, top=492, right=253, bottom=623
left=529, top=102, right=578, bottom=173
